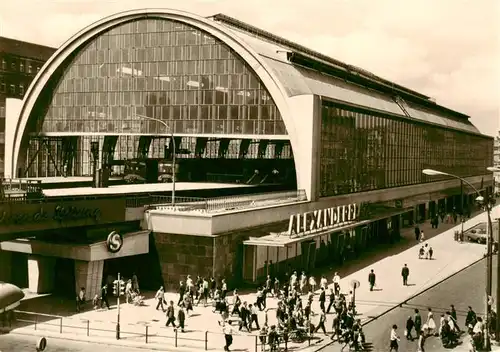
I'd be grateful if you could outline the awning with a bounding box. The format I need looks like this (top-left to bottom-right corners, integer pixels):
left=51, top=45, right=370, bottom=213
left=243, top=206, right=412, bottom=248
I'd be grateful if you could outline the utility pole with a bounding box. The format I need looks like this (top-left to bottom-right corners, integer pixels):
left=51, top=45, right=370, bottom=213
left=496, top=218, right=500, bottom=344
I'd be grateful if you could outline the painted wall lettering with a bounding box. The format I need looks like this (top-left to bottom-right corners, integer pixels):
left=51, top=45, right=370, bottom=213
left=287, top=203, right=359, bottom=237
left=0, top=205, right=101, bottom=226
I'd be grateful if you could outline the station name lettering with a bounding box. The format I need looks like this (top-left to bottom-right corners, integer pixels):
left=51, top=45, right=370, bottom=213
left=287, top=204, right=359, bottom=236
left=0, top=205, right=102, bottom=226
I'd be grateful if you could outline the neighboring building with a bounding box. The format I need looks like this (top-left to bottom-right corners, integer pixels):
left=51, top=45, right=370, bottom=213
left=0, top=10, right=494, bottom=297
left=0, top=37, right=56, bottom=176
left=494, top=131, right=500, bottom=195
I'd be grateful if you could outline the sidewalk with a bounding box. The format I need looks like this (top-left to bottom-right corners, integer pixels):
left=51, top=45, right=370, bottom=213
left=7, top=206, right=499, bottom=352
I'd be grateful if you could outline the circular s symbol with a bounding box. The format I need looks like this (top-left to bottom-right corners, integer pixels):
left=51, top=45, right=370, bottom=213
left=106, top=231, right=123, bottom=253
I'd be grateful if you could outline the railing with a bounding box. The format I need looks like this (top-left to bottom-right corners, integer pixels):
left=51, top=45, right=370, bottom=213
left=8, top=310, right=314, bottom=351
left=143, top=189, right=308, bottom=213
left=0, top=178, right=43, bottom=201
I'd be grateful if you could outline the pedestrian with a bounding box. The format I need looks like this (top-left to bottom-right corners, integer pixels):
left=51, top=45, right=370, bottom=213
left=368, top=269, right=376, bottom=291
left=426, top=308, right=436, bottom=336
left=320, top=275, right=328, bottom=290
left=76, top=287, right=85, bottom=312
left=165, top=301, right=176, bottom=327
left=177, top=307, right=185, bottom=332
left=405, top=316, right=414, bottom=340
left=418, top=246, right=425, bottom=259
left=222, top=320, right=233, bottom=351
left=155, top=286, right=165, bottom=311
left=465, top=306, right=477, bottom=328
left=330, top=311, right=340, bottom=341
left=450, top=305, right=461, bottom=332
left=268, top=325, right=278, bottom=352
left=420, top=231, right=425, bottom=242
left=389, top=324, right=400, bottom=351
left=249, top=303, right=260, bottom=330
left=125, top=279, right=132, bottom=304
left=131, top=272, right=139, bottom=293
left=101, top=284, right=110, bottom=309
left=314, top=311, right=327, bottom=335
left=238, top=301, right=250, bottom=332
left=178, top=281, right=186, bottom=306
left=414, top=309, right=422, bottom=338
left=414, top=225, right=420, bottom=241
left=332, top=272, right=341, bottom=294
left=401, top=264, right=409, bottom=286
left=326, top=288, right=335, bottom=313
left=417, top=329, right=426, bottom=352
left=309, top=276, right=317, bottom=293
left=319, top=287, right=326, bottom=312
left=428, top=246, right=433, bottom=260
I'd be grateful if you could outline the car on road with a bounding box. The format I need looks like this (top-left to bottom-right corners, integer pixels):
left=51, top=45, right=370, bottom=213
left=466, top=227, right=488, bottom=244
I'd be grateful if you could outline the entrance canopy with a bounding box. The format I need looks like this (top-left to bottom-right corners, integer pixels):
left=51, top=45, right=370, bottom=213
left=0, top=230, right=150, bottom=261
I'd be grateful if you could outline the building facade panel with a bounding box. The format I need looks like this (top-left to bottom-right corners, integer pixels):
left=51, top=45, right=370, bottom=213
left=319, top=102, right=493, bottom=198
left=33, top=18, right=285, bottom=137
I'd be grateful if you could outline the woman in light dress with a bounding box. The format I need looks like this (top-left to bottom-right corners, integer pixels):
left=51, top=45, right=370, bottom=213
left=438, top=314, right=446, bottom=335
left=426, top=308, right=437, bottom=336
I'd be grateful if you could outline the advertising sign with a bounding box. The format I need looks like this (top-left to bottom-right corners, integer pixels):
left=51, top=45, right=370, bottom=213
left=0, top=198, right=126, bottom=237
left=106, top=231, right=124, bottom=253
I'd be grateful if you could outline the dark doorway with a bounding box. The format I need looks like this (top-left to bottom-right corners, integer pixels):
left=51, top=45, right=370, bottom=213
left=10, top=253, right=28, bottom=288
left=53, top=258, right=75, bottom=298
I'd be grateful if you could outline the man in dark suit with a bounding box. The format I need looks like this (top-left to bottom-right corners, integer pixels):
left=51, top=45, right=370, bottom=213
left=368, top=269, right=376, bottom=291
left=326, top=288, right=335, bottom=313
left=401, top=264, right=410, bottom=286
left=319, top=287, right=326, bottom=312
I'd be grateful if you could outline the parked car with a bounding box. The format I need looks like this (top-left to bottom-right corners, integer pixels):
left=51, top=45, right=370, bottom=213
left=466, top=228, right=488, bottom=244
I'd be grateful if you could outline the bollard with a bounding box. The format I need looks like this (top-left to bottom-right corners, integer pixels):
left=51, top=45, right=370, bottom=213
left=204, top=331, right=208, bottom=350
left=60, top=317, right=63, bottom=333
left=308, top=333, right=311, bottom=346
left=86, top=320, right=90, bottom=337
left=34, top=314, right=37, bottom=331
left=175, top=327, right=178, bottom=347
left=145, top=325, right=149, bottom=344
left=255, top=335, right=258, bottom=352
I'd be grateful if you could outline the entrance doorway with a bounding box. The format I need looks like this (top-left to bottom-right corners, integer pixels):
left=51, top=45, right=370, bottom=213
left=53, top=258, right=75, bottom=298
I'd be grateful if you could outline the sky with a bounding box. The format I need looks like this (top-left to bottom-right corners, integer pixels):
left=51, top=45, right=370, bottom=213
left=0, top=0, right=499, bottom=136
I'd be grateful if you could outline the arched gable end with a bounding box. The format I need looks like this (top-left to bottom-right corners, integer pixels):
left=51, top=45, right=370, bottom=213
left=11, top=9, right=299, bottom=180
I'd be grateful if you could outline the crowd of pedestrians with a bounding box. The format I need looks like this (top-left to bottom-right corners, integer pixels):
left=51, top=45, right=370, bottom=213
left=389, top=305, right=498, bottom=352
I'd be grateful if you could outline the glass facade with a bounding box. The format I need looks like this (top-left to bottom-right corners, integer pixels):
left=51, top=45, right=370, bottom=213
left=33, top=18, right=285, bottom=136
left=319, top=103, right=493, bottom=197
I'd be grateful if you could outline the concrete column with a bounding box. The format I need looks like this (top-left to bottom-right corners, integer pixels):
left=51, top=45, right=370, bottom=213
left=74, top=260, right=104, bottom=301
left=0, top=251, right=12, bottom=282
left=27, top=255, right=55, bottom=294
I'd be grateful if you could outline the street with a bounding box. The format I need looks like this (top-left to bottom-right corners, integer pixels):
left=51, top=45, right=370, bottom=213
left=0, top=333, right=153, bottom=352
left=321, top=255, right=498, bottom=352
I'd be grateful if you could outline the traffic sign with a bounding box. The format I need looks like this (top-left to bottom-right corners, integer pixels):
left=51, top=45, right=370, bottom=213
left=350, top=279, right=360, bottom=289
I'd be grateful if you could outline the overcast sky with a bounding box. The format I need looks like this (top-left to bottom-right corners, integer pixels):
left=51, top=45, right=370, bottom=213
left=1, top=0, right=498, bottom=136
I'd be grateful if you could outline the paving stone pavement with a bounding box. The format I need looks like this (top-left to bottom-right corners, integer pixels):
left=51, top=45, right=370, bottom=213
left=7, top=206, right=500, bottom=352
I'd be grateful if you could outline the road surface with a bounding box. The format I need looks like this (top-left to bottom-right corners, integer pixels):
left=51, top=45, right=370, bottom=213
left=321, top=255, right=497, bottom=352
left=0, top=333, right=152, bottom=352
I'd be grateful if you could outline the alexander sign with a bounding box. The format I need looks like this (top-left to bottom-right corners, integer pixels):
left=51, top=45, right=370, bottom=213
left=287, top=203, right=359, bottom=237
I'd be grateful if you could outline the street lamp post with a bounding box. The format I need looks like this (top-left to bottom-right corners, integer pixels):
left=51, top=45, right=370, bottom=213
left=422, top=168, right=493, bottom=350
left=487, top=166, right=500, bottom=344
left=135, top=115, right=176, bottom=205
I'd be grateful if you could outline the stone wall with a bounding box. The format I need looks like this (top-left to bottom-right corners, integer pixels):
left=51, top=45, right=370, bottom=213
left=153, top=232, right=213, bottom=290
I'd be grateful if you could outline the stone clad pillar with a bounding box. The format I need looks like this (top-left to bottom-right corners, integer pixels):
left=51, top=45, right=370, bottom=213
left=27, top=255, right=55, bottom=294
left=74, top=260, right=104, bottom=301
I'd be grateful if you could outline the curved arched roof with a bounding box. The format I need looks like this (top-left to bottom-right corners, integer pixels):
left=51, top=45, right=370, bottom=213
left=220, top=23, right=481, bottom=135
left=11, top=8, right=301, bottom=179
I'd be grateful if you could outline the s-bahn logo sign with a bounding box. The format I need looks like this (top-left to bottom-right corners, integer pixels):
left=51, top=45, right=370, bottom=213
left=106, top=231, right=123, bottom=253
left=287, top=203, right=359, bottom=237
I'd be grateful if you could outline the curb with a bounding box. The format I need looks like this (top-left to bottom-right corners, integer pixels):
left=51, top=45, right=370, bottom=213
left=315, top=255, right=487, bottom=352
left=4, top=329, right=188, bottom=352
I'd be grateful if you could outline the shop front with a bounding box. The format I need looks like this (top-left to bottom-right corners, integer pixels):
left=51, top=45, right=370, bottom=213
left=242, top=202, right=409, bottom=284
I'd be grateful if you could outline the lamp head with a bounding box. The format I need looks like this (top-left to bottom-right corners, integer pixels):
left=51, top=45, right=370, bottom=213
left=475, top=195, right=485, bottom=203
left=422, top=169, right=446, bottom=176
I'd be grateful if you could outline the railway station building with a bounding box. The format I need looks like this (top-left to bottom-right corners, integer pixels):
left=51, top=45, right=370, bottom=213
left=0, top=9, right=494, bottom=297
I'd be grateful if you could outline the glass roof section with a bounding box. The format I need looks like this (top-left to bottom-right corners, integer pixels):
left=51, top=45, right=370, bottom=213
left=222, top=23, right=482, bottom=135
